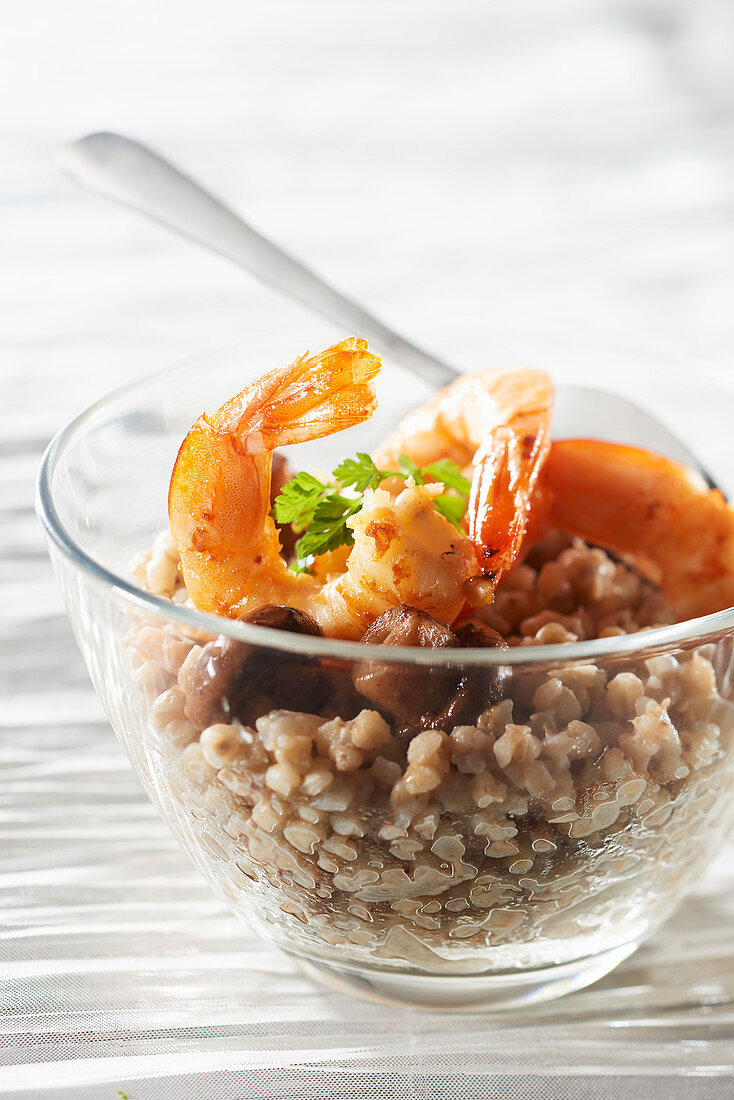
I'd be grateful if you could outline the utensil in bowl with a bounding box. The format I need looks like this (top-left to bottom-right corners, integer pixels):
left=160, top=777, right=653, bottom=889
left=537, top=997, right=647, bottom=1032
left=60, top=131, right=713, bottom=482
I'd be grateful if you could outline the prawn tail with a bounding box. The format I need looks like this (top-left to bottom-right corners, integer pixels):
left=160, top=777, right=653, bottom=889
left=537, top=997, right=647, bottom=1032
left=215, top=336, right=381, bottom=450
left=469, top=420, right=552, bottom=585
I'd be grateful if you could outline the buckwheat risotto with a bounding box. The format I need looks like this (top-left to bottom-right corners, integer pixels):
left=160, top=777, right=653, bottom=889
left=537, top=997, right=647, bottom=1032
left=125, top=339, right=734, bottom=969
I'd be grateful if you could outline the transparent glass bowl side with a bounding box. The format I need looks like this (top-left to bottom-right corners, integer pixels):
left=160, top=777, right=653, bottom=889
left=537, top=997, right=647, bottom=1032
left=48, top=536, right=734, bottom=983
left=36, top=328, right=734, bottom=1005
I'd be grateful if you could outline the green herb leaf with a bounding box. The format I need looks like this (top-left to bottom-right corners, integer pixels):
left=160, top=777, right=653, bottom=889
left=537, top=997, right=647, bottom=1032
left=333, top=452, right=395, bottom=493
left=273, top=471, right=328, bottom=527
left=423, top=459, right=472, bottom=496
left=294, top=494, right=361, bottom=560
left=433, top=492, right=468, bottom=530
left=290, top=556, right=315, bottom=576
left=397, top=453, right=425, bottom=484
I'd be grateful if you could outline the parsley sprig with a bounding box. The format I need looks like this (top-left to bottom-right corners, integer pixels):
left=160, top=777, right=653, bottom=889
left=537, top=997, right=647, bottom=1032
left=273, top=452, right=471, bottom=572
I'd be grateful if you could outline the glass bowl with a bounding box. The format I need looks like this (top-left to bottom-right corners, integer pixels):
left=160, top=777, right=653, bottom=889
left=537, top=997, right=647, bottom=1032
left=36, top=324, right=734, bottom=1011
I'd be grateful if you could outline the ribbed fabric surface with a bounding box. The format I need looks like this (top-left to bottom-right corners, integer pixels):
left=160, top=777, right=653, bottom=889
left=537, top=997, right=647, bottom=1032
left=4, top=0, right=734, bottom=1093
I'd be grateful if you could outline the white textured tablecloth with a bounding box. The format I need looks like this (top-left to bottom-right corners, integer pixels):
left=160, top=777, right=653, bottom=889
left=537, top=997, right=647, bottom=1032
left=3, top=1, right=734, bottom=1095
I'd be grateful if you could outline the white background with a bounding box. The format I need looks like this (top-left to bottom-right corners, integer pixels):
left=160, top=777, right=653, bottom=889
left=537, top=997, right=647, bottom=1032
left=6, top=0, right=734, bottom=437
left=3, top=1, right=734, bottom=1095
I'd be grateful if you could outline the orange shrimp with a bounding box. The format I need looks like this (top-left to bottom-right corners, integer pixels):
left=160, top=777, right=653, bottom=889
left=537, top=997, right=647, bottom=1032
left=168, top=338, right=379, bottom=623
left=168, top=338, right=479, bottom=638
left=375, top=368, right=554, bottom=592
left=533, top=439, right=734, bottom=621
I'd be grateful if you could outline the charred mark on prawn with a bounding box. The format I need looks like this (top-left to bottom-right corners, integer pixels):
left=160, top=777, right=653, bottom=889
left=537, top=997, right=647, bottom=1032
left=522, top=434, right=538, bottom=458
left=191, top=528, right=211, bottom=553
left=392, top=560, right=411, bottom=584
left=366, top=520, right=398, bottom=555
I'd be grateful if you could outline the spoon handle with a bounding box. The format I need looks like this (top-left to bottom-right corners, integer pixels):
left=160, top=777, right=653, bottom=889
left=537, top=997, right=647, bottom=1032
left=60, top=132, right=457, bottom=388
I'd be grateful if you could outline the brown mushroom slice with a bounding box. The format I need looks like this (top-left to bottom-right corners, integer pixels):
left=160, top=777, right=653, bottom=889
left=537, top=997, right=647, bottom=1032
left=352, top=606, right=461, bottom=729
left=429, top=619, right=509, bottom=729
left=453, top=620, right=507, bottom=649
left=181, top=604, right=325, bottom=728
left=352, top=606, right=510, bottom=734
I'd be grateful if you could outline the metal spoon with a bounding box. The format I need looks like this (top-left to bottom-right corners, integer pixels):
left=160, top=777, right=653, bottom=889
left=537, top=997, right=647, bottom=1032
left=60, top=131, right=712, bottom=482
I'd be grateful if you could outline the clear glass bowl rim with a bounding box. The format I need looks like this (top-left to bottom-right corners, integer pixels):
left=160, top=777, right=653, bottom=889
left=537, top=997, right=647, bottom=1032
left=35, top=340, right=734, bottom=669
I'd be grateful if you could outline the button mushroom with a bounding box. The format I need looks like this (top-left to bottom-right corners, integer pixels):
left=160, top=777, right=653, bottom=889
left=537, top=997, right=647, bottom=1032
left=180, top=604, right=325, bottom=728
left=352, top=606, right=509, bottom=734
left=353, top=606, right=460, bottom=728
left=433, top=618, right=509, bottom=728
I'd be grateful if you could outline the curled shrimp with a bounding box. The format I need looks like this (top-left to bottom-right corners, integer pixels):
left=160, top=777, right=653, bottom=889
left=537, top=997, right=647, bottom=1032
left=168, top=338, right=479, bottom=639
left=169, top=337, right=378, bottom=629
left=375, top=368, right=554, bottom=594
left=532, top=439, right=734, bottom=621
